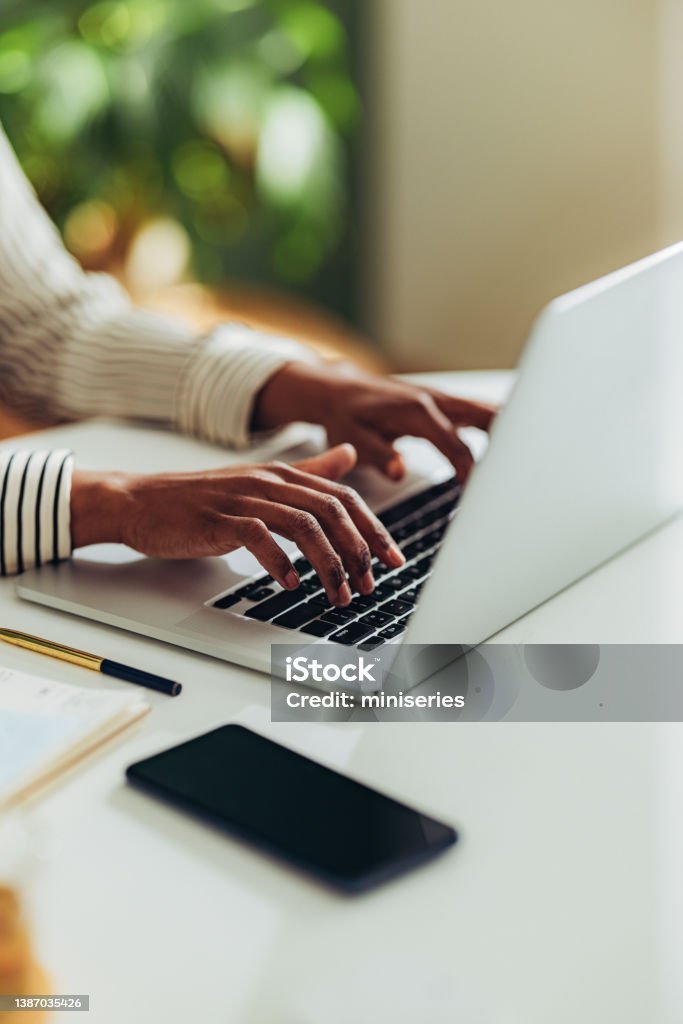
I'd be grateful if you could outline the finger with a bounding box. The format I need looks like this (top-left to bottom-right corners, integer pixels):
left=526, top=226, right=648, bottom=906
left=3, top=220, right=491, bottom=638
left=228, top=498, right=352, bottom=606
left=348, top=427, right=407, bottom=481
left=215, top=515, right=300, bottom=590
left=426, top=390, right=497, bottom=431
left=294, top=443, right=357, bottom=481
left=407, top=395, right=477, bottom=482
left=276, top=466, right=405, bottom=570
left=265, top=481, right=375, bottom=595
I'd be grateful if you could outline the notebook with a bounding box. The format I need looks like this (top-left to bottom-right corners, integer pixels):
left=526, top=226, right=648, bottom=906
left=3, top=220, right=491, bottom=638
left=0, top=665, right=149, bottom=808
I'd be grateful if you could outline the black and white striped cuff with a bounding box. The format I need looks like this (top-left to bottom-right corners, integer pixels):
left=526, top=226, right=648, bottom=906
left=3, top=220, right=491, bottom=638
left=176, top=324, right=318, bottom=449
left=0, top=448, right=73, bottom=575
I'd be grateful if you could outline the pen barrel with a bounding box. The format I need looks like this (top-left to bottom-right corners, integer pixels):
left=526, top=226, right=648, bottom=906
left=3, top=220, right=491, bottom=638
left=100, top=660, right=181, bottom=697
left=0, top=629, right=100, bottom=671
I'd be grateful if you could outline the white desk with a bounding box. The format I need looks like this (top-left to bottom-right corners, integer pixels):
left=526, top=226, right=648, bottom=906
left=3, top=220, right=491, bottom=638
left=2, top=373, right=683, bottom=1024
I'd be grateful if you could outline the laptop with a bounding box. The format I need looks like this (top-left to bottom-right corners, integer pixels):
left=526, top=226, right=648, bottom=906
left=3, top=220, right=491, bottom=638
left=16, top=243, right=683, bottom=681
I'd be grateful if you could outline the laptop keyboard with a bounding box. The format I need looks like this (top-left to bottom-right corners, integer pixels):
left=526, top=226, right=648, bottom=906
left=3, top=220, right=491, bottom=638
left=212, top=477, right=462, bottom=650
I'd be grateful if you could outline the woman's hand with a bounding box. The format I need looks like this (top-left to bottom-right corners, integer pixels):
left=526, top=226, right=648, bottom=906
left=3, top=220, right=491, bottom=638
left=254, top=362, right=496, bottom=481
left=70, top=445, right=404, bottom=607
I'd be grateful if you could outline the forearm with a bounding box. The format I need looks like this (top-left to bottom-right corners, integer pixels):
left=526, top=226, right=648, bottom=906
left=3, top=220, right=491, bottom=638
left=0, top=121, right=315, bottom=447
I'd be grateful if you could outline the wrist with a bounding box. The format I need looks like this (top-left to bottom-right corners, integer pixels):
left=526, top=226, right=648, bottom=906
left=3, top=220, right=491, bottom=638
left=252, top=361, right=333, bottom=431
left=70, top=470, right=132, bottom=549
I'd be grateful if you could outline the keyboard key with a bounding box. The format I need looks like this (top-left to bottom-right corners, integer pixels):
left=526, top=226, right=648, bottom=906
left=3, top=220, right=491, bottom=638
left=319, top=609, right=357, bottom=626
left=403, top=537, right=435, bottom=559
left=378, top=480, right=457, bottom=529
left=245, top=590, right=306, bottom=621
left=419, top=509, right=442, bottom=526
left=309, top=592, right=333, bottom=609
left=243, top=580, right=275, bottom=598
left=378, top=504, right=412, bottom=529
left=301, top=619, right=337, bottom=637
left=381, top=599, right=413, bottom=617
left=400, top=589, right=419, bottom=604
left=413, top=556, right=434, bottom=575
left=381, top=576, right=408, bottom=592
left=273, top=602, right=324, bottom=630
left=299, top=578, right=323, bottom=595
left=359, top=637, right=386, bottom=651
left=430, top=477, right=458, bottom=497
left=360, top=610, right=394, bottom=628
left=229, top=583, right=262, bottom=601
left=379, top=493, right=428, bottom=527
left=432, top=487, right=461, bottom=509
left=393, top=524, right=417, bottom=542
left=402, top=564, right=427, bottom=581
left=214, top=581, right=275, bottom=607
left=347, top=595, right=376, bottom=613
left=213, top=593, right=242, bottom=609
left=293, top=558, right=313, bottom=576
left=372, top=562, right=394, bottom=579
left=330, top=622, right=376, bottom=645
left=244, top=587, right=276, bottom=602
left=421, top=528, right=444, bottom=548
left=379, top=622, right=407, bottom=640
left=430, top=520, right=450, bottom=540
left=374, top=579, right=406, bottom=601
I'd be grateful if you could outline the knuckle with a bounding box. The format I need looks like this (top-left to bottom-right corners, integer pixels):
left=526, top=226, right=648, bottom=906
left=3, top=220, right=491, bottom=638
left=355, top=541, right=372, bottom=573
left=237, top=471, right=264, bottom=489
left=376, top=524, right=393, bottom=546
left=240, top=517, right=268, bottom=543
left=203, top=506, right=222, bottom=527
left=321, top=496, right=346, bottom=522
left=267, top=460, right=289, bottom=476
left=335, top=483, right=360, bottom=507
left=203, top=513, right=229, bottom=554
left=290, top=510, right=320, bottom=537
left=325, top=556, right=346, bottom=590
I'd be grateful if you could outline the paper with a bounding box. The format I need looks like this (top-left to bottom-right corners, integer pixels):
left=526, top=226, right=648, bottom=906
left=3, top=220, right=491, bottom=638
left=0, top=665, right=148, bottom=806
left=0, top=710, right=76, bottom=791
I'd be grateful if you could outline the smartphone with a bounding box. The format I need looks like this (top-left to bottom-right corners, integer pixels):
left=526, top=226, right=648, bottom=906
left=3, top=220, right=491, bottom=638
left=126, top=725, right=457, bottom=893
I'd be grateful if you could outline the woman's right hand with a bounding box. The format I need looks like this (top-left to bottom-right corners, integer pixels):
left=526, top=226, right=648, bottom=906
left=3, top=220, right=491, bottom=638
left=70, top=444, right=405, bottom=608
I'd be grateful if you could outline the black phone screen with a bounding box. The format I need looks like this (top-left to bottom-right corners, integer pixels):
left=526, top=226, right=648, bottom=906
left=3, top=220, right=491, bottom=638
left=126, top=725, right=456, bottom=892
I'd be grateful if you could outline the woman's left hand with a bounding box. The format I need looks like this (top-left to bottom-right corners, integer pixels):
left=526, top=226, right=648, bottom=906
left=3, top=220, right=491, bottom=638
left=254, top=361, right=497, bottom=482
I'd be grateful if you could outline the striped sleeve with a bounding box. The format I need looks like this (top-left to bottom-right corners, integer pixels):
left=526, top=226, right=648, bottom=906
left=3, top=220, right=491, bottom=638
left=0, top=449, right=73, bottom=576
left=0, top=121, right=316, bottom=451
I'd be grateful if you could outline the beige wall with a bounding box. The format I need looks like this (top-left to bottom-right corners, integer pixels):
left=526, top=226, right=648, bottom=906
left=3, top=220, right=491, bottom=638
left=659, top=0, right=683, bottom=246
left=365, top=0, right=660, bottom=370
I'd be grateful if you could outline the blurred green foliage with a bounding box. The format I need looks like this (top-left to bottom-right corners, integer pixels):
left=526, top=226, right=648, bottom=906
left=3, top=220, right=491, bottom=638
left=0, top=0, right=361, bottom=311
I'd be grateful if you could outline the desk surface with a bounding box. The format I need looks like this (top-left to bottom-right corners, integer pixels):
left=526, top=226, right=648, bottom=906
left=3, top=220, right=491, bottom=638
left=1, top=372, right=682, bottom=1024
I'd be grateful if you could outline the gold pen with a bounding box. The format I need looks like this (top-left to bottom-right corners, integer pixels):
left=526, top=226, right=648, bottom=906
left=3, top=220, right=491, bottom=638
left=0, top=628, right=181, bottom=697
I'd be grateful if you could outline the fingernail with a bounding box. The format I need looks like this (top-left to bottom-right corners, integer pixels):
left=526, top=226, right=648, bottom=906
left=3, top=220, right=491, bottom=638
left=337, top=582, right=352, bottom=605
left=359, top=570, right=375, bottom=595
left=386, top=456, right=404, bottom=481
left=386, top=543, right=405, bottom=566
left=284, top=569, right=300, bottom=590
